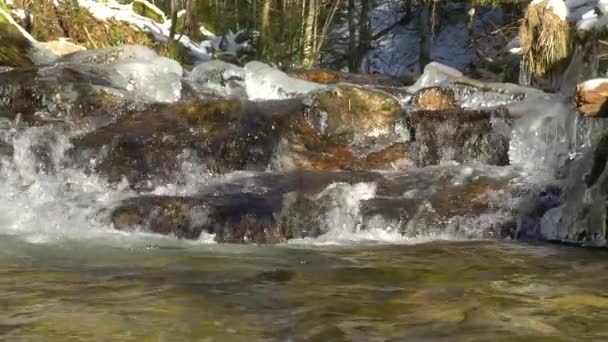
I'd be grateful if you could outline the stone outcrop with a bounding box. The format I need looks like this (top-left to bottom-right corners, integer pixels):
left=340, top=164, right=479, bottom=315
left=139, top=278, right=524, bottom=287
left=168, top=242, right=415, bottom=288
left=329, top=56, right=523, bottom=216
left=411, top=87, right=459, bottom=111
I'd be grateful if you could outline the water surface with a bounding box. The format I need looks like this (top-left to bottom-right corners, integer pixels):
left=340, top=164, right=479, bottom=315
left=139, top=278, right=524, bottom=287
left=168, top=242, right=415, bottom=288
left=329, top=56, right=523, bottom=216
left=2, top=238, right=608, bottom=341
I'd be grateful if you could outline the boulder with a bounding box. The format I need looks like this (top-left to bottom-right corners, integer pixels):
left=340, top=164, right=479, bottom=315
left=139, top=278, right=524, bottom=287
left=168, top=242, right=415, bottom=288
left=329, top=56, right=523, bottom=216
left=411, top=87, right=459, bottom=111
left=575, top=79, right=608, bottom=117
left=109, top=167, right=523, bottom=243
left=308, top=84, right=403, bottom=144
left=111, top=194, right=283, bottom=243
left=68, top=98, right=303, bottom=188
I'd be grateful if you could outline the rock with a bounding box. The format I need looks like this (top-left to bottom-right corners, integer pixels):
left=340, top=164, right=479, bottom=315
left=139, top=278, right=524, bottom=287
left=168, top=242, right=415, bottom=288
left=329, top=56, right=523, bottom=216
left=287, top=69, right=410, bottom=87
left=0, top=4, right=56, bottom=66
left=308, top=84, right=403, bottom=144
left=0, top=65, right=130, bottom=126
left=109, top=167, right=523, bottom=243
left=411, top=87, right=459, bottom=111
left=575, top=79, right=608, bottom=117
left=40, top=39, right=86, bottom=56
left=409, top=108, right=510, bottom=166
left=132, top=0, right=166, bottom=24
left=68, top=98, right=302, bottom=188
left=111, top=194, right=283, bottom=243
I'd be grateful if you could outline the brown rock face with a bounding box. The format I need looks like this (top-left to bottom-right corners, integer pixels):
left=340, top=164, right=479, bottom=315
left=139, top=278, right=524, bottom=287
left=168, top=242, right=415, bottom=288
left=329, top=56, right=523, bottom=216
left=411, top=87, right=459, bottom=111
left=309, top=84, right=402, bottom=144
left=576, top=81, right=608, bottom=117
left=69, top=98, right=301, bottom=188
left=288, top=69, right=410, bottom=87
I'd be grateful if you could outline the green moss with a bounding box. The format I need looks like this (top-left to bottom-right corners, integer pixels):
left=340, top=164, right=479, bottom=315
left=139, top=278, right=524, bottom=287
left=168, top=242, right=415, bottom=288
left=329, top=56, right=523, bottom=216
left=132, top=0, right=165, bottom=24
left=160, top=40, right=193, bottom=66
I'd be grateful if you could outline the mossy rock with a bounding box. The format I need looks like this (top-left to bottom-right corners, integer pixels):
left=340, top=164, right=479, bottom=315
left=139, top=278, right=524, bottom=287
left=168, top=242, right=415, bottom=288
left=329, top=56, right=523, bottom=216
left=132, top=0, right=165, bottom=24
left=159, top=40, right=194, bottom=67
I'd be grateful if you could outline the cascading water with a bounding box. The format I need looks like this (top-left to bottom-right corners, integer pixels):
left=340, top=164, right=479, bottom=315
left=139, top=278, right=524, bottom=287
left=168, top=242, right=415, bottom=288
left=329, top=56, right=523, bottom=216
left=0, top=50, right=599, bottom=247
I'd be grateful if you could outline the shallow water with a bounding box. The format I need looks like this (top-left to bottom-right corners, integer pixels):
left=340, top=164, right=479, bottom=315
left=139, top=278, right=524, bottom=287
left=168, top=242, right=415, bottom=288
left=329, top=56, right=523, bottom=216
left=2, top=238, right=608, bottom=341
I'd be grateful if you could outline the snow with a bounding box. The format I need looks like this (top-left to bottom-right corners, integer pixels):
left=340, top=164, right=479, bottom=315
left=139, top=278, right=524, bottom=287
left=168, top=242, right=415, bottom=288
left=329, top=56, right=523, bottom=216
left=547, top=0, right=570, bottom=20
left=244, top=61, right=327, bottom=100
left=77, top=0, right=211, bottom=62
left=580, top=78, right=608, bottom=91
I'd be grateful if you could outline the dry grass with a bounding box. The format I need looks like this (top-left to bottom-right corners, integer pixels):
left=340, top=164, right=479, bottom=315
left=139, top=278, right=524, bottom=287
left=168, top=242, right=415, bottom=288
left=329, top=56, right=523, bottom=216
left=520, top=0, right=573, bottom=79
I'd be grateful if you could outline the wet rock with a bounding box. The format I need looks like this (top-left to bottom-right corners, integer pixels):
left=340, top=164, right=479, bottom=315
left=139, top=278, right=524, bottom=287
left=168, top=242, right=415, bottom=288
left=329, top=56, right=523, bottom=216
left=409, top=108, right=510, bottom=166
left=576, top=79, right=608, bottom=117
left=288, top=69, right=410, bottom=87
left=111, top=194, right=284, bottom=243
left=110, top=167, right=523, bottom=243
left=0, top=65, right=131, bottom=126
left=69, top=98, right=302, bottom=188
left=308, top=84, right=403, bottom=145
left=411, top=87, right=459, bottom=111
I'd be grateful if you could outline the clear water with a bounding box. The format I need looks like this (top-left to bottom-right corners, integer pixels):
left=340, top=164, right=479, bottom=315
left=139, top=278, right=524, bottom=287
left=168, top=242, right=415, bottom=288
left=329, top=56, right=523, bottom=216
left=2, top=238, right=608, bottom=341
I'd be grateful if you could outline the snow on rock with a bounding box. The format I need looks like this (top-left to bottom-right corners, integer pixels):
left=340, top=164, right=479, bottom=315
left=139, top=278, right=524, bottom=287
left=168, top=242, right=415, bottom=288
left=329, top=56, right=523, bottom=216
left=244, top=61, right=327, bottom=100
left=547, top=0, right=570, bottom=20
left=580, top=78, right=608, bottom=91
left=408, top=62, right=463, bottom=93
left=76, top=0, right=211, bottom=62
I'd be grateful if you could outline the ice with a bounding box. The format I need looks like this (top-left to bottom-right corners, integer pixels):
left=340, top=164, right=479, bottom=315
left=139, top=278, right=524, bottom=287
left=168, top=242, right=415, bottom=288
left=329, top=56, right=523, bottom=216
left=407, top=62, right=463, bottom=92
left=107, top=57, right=183, bottom=103
left=57, top=52, right=184, bottom=103
left=244, top=61, right=327, bottom=100
left=58, top=45, right=159, bottom=65
left=188, top=60, right=246, bottom=97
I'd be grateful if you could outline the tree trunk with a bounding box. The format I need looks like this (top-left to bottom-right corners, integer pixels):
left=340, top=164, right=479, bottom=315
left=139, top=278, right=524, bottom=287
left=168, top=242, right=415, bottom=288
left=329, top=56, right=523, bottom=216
left=258, top=0, right=273, bottom=60
left=302, top=0, right=316, bottom=68
left=348, top=0, right=356, bottom=71
left=168, top=0, right=179, bottom=41
left=357, top=0, right=370, bottom=72
left=418, top=1, right=432, bottom=72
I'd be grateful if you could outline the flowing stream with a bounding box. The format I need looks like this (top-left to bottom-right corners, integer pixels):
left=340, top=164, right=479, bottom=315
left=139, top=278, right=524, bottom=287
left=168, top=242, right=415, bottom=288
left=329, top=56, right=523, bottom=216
left=1, top=45, right=608, bottom=340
